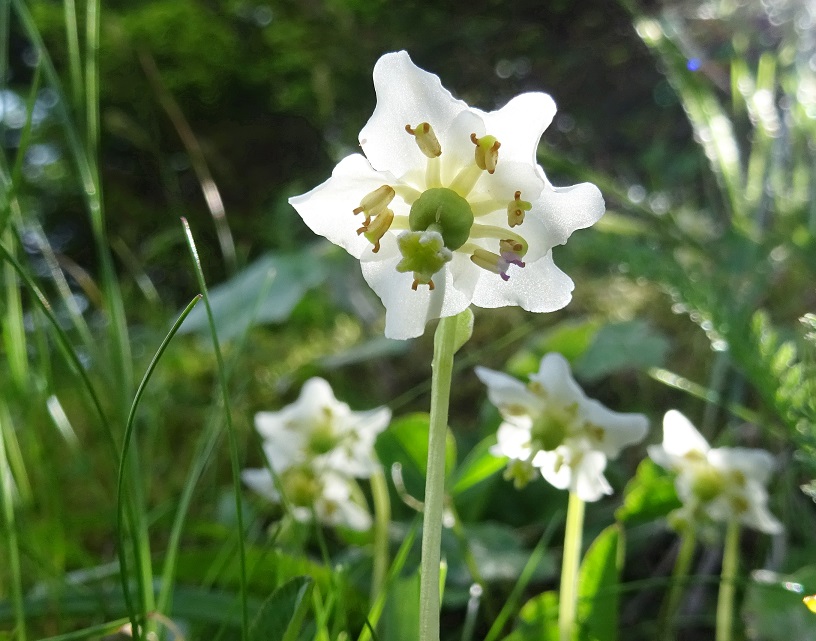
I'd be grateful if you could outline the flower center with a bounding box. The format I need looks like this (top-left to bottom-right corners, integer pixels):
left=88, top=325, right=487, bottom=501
left=408, top=188, right=474, bottom=250
left=530, top=404, right=577, bottom=452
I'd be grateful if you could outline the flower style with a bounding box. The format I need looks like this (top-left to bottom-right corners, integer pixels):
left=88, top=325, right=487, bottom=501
left=241, top=377, right=391, bottom=530
left=476, top=353, right=648, bottom=501
left=289, top=51, right=605, bottom=339
left=648, top=410, right=782, bottom=534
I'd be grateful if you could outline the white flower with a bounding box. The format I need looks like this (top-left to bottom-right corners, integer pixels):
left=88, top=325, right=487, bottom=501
left=241, top=377, right=391, bottom=531
left=476, top=353, right=648, bottom=502
left=253, top=377, right=391, bottom=478
left=242, top=465, right=373, bottom=531
left=289, top=51, right=605, bottom=339
left=648, top=410, right=782, bottom=534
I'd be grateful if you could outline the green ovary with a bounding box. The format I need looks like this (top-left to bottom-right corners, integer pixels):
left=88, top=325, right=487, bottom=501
left=530, top=409, right=570, bottom=452
left=409, top=188, right=474, bottom=250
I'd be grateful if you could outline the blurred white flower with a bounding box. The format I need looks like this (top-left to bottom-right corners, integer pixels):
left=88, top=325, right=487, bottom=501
left=242, top=377, right=390, bottom=530
left=253, top=377, right=391, bottom=478
left=476, top=353, right=648, bottom=501
left=289, top=51, right=604, bottom=339
left=648, top=410, right=782, bottom=534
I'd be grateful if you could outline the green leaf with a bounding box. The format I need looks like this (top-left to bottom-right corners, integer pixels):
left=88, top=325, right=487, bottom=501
left=179, top=246, right=329, bottom=341
left=249, top=576, right=314, bottom=641
left=450, top=433, right=504, bottom=496
left=378, top=568, right=421, bottom=641
left=505, top=590, right=559, bottom=641
left=573, top=321, right=669, bottom=381
left=577, top=525, right=624, bottom=641
left=615, top=459, right=680, bottom=525
left=742, top=565, right=816, bottom=641
left=452, top=307, right=474, bottom=354
left=506, top=319, right=601, bottom=378
left=375, top=412, right=456, bottom=498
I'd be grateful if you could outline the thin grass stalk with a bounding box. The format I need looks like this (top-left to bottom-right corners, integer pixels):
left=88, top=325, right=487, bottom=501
left=85, top=0, right=100, bottom=158
left=483, top=513, right=562, bottom=641
left=156, top=260, right=276, bottom=618
left=62, top=0, right=83, bottom=114
left=181, top=218, right=249, bottom=641
left=115, top=294, right=201, bottom=638
left=716, top=521, right=740, bottom=641
left=0, top=400, right=26, bottom=641
left=658, top=532, right=696, bottom=641
left=370, top=465, right=391, bottom=604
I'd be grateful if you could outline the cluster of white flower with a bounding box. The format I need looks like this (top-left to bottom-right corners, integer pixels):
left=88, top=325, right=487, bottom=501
left=241, top=377, right=390, bottom=531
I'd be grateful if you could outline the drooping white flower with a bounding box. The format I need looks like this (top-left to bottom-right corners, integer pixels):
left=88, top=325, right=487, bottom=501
left=476, top=353, right=648, bottom=501
left=648, top=410, right=782, bottom=534
left=289, top=51, right=605, bottom=339
left=241, top=377, right=390, bottom=530
left=253, top=377, right=391, bottom=478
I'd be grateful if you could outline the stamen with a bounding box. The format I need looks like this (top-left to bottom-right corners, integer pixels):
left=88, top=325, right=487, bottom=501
left=507, top=191, right=531, bottom=227
left=406, top=122, right=442, bottom=158
left=449, top=164, right=483, bottom=198
left=470, top=133, right=501, bottom=174
left=353, top=185, right=396, bottom=222
left=470, top=199, right=504, bottom=217
left=356, top=208, right=394, bottom=253
left=469, top=223, right=528, bottom=257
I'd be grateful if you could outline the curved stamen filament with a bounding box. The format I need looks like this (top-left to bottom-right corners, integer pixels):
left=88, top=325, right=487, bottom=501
left=468, top=223, right=529, bottom=255
left=425, top=156, right=441, bottom=189
left=394, top=185, right=422, bottom=204
left=448, top=164, right=483, bottom=198
left=470, top=199, right=505, bottom=217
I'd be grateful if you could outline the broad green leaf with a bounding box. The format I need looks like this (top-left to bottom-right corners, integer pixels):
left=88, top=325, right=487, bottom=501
left=506, top=319, right=601, bottom=378
left=378, top=569, right=421, bottom=641
left=179, top=246, right=329, bottom=341
left=615, top=459, right=680, bottom=525
left=577, top=524, right=624, bottom=641
left=573, top=320, right=669, bottom=381
left=249, top=576, right=314, bottom=641
left=504, top=590, right=559, bottom=641
left=450, top=433, right=504, bottom=496
left=375, top=413, right=456, bottom=497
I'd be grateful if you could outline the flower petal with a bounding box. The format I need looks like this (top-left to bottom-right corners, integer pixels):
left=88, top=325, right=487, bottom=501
left=583, top=400, right=649, bottom=458
left=241, top=468, right=279, bottom=501
left=360, top=233, right=472, bottom=339
left=477, top=92, right=557, bottom=169
left=492, top=421, right=533, bottom=460
left=528, top=353, right=586, bottom=404
left=708, top=447, right=776, bottom=485
left=534, top=181, right=605, bottom=247
left=470, top=251, right=574, bottom=312
left=661, top=410, right=710, bottom=457
left=475, top=366, right=540, bottom=419
left=359, top=51, right=469, bottom=179
left=288, top=154, right=398, bottom=259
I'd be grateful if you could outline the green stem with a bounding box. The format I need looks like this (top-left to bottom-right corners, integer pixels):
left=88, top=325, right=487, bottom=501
left=716, top=521, right=740, bottom=641
left=559, top=492, right=585, bottom=641
left=370, top=465, right=391, bottom=605
left=660, top=532, right=697, bottom=641
left=418, top=314, right=459, bottom=641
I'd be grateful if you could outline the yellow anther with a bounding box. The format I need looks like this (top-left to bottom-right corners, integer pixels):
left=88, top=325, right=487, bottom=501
left=356, top=208, right=394, bottom=253
left=470, top=133, right=500, bottom=174
left=405, top=122, right=442, bottom=158
left=507, top=191, right=531, bottom=227
left=353, top=185, right=396, bottom=223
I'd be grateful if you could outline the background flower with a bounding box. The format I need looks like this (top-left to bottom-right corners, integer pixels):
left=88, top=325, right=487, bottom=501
left=476, top=353, right=648, bottom=501
left=648, top=410, right=782, bottom=535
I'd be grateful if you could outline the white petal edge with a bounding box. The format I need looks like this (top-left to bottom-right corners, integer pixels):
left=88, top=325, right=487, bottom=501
left=661, top=410, right=710, bottom=457
left=534, top=182, right=606, bottom=248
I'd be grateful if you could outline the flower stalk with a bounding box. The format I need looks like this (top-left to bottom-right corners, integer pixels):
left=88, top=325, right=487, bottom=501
left=716, top=520, right=740, bottom=641
left=419, top=314, right=459, bottom=641
left=659, top=532, right=697, bottom=641
left=559, top=491, right=585, bottom=641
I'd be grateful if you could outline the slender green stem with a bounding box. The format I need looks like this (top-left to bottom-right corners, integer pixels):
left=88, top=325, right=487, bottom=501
left=559, top=492, right=586, bottom=641
left=716, top=521, right=740, bottom=641
left=659, top=532, right=697, bottom=641
left=182, top=219, right=249, bottom=641
left=0, top=401, right=26, bottom=641
left=418, top=314, right=459, bottom=641
left=370, top=465, right=391, bottom=605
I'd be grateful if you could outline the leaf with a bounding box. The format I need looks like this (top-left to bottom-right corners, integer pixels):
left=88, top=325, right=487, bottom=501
left=504, top=590, right=559, bottom=641
left=615, top=459, right=680, bottom=525
left=449, top=433, right=504, bottom=496
left=249, top=576, right=314, bottom=641
left=577, top=524, right=624, bottom=641
left=506, top=319, right=601, bottom=378
left=742, top=566, right=816, bottom=641
left=375, top=412, right=457, bottom=498
left=178, top=246, right=329, bottom=341
left=378, top=569, right=421, bottom=641
left=452, top=307, right=474, bottom=355
left=573, top=321, right=669, bottom=381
